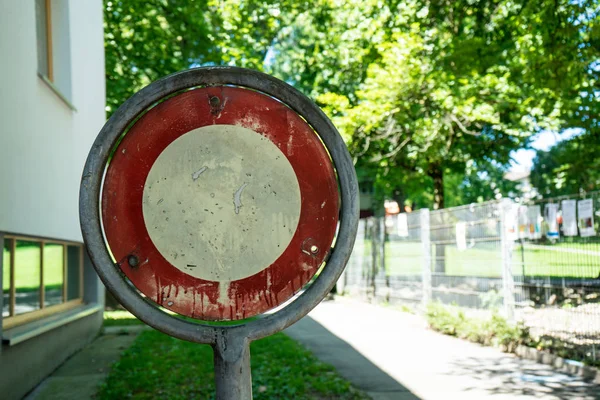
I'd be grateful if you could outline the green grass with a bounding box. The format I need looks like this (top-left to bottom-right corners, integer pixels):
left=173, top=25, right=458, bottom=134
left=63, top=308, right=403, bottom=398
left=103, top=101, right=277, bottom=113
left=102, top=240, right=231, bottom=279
left=515, top=245, right=600, bottom=278
left=103, top=310, right=144, bottom=326
left=552, top=238, right=600, bottom=251
left=103, top=310, right=257, bottom=327
left=384, top=241, right=422, bottom=275
left=385, top=241, right=600, bottom=278
left=3, top=242, right=64, bottom=291
left=97, top=328, right=367, bottom=399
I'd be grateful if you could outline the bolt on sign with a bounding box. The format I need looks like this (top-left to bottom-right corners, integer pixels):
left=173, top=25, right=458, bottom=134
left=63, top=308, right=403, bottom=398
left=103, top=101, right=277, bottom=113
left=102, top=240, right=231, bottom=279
left=80, top=67, right=359, bottom=399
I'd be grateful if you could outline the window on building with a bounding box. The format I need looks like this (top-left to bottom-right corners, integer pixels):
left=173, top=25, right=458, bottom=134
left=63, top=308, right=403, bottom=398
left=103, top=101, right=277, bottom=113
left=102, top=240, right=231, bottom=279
left=35, top=0, right=53, bottom=81
left=2, top=235, right=84, bottom=329
left=35, top=0, right=74, bottom=106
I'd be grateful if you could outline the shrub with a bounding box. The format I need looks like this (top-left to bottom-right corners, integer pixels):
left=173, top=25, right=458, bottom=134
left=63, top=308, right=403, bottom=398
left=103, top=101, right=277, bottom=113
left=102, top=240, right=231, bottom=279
left=425, top=302, right=529, bottom=352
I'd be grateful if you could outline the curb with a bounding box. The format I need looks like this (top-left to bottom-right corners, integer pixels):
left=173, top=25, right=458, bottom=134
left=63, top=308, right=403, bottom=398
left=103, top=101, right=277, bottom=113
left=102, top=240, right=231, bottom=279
left=515, top=345, right=600, bottom=384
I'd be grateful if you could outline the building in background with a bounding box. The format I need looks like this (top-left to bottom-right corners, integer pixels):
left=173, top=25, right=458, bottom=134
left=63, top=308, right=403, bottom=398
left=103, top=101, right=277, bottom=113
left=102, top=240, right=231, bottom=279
left=0, top=1, right=105, bottom=398
left=356, top=167, right=376, bottom=218
left=505, top=169, right=538, bottom=202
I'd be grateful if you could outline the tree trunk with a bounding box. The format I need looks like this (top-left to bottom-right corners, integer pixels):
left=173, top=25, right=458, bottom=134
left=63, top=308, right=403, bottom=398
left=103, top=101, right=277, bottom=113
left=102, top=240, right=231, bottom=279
left=431, top=166, right=444, bottom=210
left=392, top=189, right=405, bottom=213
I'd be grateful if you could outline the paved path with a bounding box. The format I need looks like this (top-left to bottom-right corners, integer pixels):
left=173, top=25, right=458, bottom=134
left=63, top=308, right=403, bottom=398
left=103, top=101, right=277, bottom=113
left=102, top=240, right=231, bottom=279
left=285, top=298, right=600, bottom=400
left=25, top=327, right=145, bottom=400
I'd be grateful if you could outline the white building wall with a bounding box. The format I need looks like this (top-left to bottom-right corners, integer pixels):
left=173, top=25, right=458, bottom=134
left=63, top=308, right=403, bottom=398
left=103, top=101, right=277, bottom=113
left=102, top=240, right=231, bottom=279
left=0, top=0, right=105, bottom=242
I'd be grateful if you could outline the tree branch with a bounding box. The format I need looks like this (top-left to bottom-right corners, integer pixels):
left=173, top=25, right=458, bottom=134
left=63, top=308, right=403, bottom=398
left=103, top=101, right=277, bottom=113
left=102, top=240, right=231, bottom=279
left=370, top=135, right=412, bottom=162
left=450, top=115, right=481, bottom=136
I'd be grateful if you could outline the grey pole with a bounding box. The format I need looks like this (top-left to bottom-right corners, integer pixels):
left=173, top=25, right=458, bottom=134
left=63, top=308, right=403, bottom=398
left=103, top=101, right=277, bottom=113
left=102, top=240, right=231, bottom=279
left=213, top=331, right=252, bottom=400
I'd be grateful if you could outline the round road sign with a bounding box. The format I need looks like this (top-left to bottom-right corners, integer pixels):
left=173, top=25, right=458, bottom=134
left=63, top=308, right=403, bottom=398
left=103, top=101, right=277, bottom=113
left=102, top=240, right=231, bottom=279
left=101, top=86, right=339, bottom=321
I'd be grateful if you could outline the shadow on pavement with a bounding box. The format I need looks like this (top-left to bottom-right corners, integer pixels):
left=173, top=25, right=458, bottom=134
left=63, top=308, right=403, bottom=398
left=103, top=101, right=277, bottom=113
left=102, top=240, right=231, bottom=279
left=445, top=355, right=600, bottom=400
left=285, top=315, right=421, bottom=400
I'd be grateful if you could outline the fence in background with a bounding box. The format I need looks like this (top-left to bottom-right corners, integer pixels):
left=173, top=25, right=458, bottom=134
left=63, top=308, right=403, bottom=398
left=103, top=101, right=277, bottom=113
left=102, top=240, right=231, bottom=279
left=339, top=192, right=600, bottom=361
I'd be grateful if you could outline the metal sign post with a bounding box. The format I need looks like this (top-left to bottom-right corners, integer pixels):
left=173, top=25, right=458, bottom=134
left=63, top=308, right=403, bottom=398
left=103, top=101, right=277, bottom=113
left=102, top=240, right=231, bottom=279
left=79, top=67, right=358, bottom=399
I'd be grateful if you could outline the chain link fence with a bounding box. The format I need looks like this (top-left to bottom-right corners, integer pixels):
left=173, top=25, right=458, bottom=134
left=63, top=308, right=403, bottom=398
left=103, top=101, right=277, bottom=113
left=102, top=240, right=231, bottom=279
left=512, top=192, right=600, bottom=360
left=339, top=192, right=600, bottom=360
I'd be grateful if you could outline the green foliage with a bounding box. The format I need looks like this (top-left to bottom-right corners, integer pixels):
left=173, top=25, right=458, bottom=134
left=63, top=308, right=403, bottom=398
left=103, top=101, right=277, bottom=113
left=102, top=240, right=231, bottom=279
left=104, top=0, right=600, bottom=208
left=534, top=336, right=600, bottom=368
left=270, top=0, right=600, bottom=209
left=426, top=302, right=600, bottom=366
left=104, top=0, right=218, bottom=115
left=399, top=304, right=414, bottom=314
left=96, top=330, right=367, bottom=399
left=531, top=131, right=600, bottom=197
left=426, top=302, right=529, bottom=352
left=267, top=0, right=383, bottom=103
left=104, top=0, right=306, bottom=116
left=479, top=290, right=504, bottom=311
left=444, top=160, right=519, bottom=207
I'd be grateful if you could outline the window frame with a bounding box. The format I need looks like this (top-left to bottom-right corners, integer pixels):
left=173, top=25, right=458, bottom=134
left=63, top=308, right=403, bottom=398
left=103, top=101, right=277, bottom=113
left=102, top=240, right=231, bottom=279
left=35, top=0, right=77, bottom=111
left=37, top=0, right=54, bottom=82
left=3, top=234, right=84, bottom=330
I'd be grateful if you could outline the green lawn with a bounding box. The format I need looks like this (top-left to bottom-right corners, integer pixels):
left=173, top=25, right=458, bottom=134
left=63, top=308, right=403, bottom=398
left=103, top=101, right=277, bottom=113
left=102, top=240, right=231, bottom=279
left=3, top=242, right=64, bottom=292
left=98, top=313, right=367, bottom=400
left=385, top=241, right=423, bottom=275
left=384, top=241, right=600, bottom=278
left=549, top=236, right=600, bottom=250
left=103, top=310, right=144, bottom=326
left=103, top=310, right=257, bottom=327
left=514, top=244, right=600, bottom=278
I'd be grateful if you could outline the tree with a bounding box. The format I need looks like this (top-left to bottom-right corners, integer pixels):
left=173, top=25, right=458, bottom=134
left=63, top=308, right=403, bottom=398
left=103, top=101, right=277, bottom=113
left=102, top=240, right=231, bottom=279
left=528, top=0, right=600, bottom=198
left=104, top=0, right=307, bottom=116
left=531, top=131, right=600, bottom=197
left=104, top=0, right=599, bottom=209
left=270, top=0, right=600, bottom=209
left=104, top=0, right=219, bottom=116
left=444, top=160, right=519, bottom=207
left=266, top=0, right=384, bottom=103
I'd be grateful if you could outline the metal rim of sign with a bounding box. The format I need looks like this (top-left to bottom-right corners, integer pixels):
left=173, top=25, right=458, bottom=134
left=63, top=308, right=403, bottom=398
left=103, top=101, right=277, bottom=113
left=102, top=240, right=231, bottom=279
left=100, top=85, right=340, bottom=321
left=79, top=67, right=359, bottom=344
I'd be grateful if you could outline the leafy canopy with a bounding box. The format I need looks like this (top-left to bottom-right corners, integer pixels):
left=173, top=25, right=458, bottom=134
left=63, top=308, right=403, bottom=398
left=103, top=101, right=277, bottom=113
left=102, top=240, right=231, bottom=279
left=104, top=0, right=600, bottom=208
left=270, top=0, right=599, bottom=208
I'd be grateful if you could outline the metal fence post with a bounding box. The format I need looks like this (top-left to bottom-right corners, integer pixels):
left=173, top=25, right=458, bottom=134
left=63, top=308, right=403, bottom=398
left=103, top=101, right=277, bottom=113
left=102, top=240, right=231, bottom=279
left=369, top=218, right=376, bottom=299
left=499, top=199, right=515, bottom=321
left=380, top=217, right=386, bottom=275
left=420, top=209, right=432, bottom=308
left=381, top=217, right=390, bottom=302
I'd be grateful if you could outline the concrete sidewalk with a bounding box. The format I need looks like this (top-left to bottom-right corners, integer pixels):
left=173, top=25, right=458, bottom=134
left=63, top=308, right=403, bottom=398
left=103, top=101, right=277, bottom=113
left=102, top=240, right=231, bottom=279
left=285, top=298, right=600, bottom=400
left=25, top=327, right=145, bottom=400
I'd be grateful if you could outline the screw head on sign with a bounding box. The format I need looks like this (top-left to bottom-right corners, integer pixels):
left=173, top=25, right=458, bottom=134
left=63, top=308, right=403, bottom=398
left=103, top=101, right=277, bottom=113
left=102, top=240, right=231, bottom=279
left=310, top=245, right=319, bottom=254
left=209, top=96, right=220, bottom=108
left=128, top=254, right=139, bottom=268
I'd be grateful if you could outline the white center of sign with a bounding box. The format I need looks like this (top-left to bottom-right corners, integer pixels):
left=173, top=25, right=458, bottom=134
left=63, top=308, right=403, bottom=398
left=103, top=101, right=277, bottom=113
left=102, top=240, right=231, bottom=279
left=142, top=124, right=301, bottom=282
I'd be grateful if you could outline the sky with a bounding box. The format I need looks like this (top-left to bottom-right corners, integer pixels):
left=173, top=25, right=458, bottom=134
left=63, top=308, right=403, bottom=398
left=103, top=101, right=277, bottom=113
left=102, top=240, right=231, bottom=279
left=509, top=129, right=583, bottom=172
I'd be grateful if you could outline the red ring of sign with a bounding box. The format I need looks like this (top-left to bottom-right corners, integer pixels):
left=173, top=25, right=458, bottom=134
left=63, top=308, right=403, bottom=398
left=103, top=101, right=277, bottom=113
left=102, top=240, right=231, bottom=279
left=101, top=86, right=339, bottom=321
